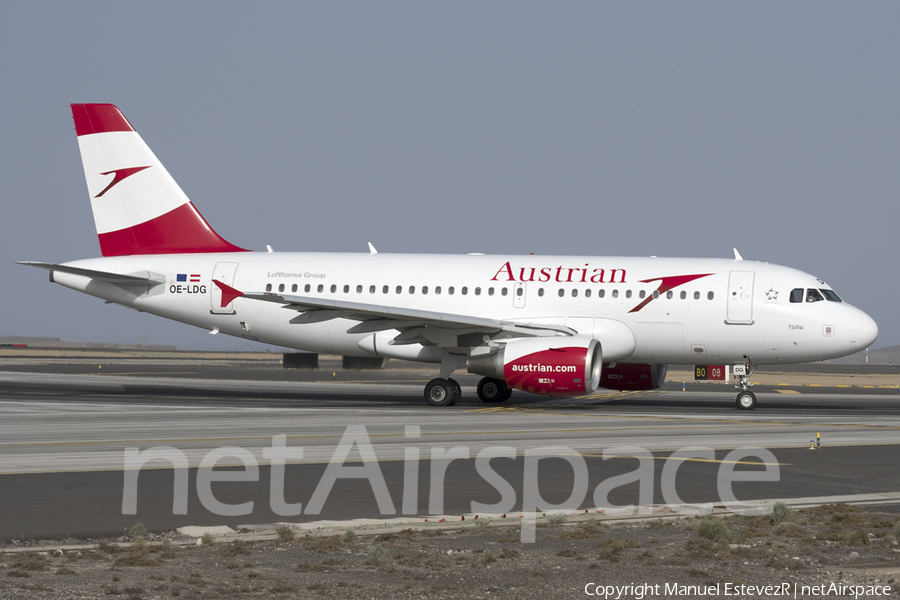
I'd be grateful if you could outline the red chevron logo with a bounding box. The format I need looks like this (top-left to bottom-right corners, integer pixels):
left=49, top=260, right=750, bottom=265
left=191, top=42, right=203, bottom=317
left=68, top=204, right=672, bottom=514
left=95, top=166, right=151, bottom=198
left=628, top=273, right=715, bottom=313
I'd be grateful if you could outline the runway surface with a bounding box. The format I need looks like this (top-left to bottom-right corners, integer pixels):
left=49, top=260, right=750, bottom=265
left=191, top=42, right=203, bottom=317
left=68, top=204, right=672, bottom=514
left=1, top=361, right=898, bottom=541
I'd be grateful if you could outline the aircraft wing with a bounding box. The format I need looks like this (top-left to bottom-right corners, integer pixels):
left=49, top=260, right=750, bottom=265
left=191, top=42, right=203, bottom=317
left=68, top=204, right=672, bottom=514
left=15, top=262, right=165, bottom=285
left=226, top=284, right=574, bottom=339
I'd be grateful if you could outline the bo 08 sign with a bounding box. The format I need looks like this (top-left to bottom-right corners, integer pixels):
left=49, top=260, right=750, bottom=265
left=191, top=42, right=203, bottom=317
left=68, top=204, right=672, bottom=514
left=694, top=365, right=726, bottom=381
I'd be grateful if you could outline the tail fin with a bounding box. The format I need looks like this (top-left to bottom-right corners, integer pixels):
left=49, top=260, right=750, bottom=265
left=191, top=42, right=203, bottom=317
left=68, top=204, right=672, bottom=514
left=71, top=104, right=248, bottom=256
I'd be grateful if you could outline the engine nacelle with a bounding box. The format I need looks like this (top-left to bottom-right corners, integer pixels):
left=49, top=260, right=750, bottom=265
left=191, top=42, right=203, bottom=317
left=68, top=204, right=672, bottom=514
left=467, top=336, right=602, bottom=396
left=599, top=363, right=667, bottom=391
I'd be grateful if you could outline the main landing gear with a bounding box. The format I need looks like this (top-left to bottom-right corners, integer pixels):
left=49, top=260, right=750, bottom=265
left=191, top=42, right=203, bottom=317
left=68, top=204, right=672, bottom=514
left=734, top=361, right=757, bottom=410
left=423, top=377, right=512, bottom=406
left=424, top=378, right=461, bottom=406
left=477, top=377, right=512, bottom=403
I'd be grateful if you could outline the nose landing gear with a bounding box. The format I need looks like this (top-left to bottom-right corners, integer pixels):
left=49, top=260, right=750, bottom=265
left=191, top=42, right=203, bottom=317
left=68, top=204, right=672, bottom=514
left=734, top=361, right=757, bottom=410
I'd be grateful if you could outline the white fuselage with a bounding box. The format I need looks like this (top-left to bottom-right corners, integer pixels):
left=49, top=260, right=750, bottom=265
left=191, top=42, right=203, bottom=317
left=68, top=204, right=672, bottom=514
left=50, top=252, right=877, bottom=366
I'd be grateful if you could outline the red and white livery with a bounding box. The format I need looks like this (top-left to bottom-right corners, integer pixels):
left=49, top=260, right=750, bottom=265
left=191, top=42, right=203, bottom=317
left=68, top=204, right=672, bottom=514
left=20, top=104, right=879, bottom=409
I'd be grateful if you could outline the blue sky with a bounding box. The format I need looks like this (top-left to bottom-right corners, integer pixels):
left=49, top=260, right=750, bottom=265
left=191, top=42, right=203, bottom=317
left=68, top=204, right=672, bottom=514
left=1, top=2, right=897, bottom=351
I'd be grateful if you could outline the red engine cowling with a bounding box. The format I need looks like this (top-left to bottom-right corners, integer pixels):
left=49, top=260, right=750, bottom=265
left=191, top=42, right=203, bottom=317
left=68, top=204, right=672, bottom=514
left=599, top=363, right=667, bottom=391
left=467, top=337, right=602, bottom=396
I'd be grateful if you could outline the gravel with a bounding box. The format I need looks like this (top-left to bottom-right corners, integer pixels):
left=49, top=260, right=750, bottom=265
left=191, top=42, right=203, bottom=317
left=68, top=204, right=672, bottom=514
left=2, top=504, right=898, bottom=599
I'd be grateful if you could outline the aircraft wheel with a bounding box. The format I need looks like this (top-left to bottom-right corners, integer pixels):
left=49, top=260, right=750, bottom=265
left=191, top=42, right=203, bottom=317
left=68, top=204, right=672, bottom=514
left=449, top=378, right=462, bottom=405
left=477, top=377, right=510, bottom=403
left=735, top=391, right=757, bottom=410
left=425, top=378, right=455, bottom=406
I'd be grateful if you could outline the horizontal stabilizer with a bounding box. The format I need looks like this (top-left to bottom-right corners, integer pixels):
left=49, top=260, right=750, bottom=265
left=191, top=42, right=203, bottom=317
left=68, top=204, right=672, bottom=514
left=15, top=262, right=165, bottom=285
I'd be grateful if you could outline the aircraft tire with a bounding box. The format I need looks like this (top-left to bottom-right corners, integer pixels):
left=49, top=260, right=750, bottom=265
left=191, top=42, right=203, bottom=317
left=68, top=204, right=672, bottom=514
left=735, top=391, right=757, bottom=410
left=449, top=378, right=462, bottom=405
left=477, top=377, right=510, bottom=403
left=425, top=378, right=456, bottom=406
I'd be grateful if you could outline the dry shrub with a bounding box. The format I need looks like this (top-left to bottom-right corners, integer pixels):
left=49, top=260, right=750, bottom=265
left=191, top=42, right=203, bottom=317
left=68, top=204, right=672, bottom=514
left=303, top=535, right=354, bottom=554
left=696, top=517, right=732, bottom=543
left=774, top=522, right=809, bottom=538
left=218, top=540, right=250, bottom=557
left=11, top=553, right=50, bottom=572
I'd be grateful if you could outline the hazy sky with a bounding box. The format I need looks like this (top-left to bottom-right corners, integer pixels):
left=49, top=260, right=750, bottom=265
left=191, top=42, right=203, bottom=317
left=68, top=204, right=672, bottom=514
left=1, top=2, right=897, bottom=351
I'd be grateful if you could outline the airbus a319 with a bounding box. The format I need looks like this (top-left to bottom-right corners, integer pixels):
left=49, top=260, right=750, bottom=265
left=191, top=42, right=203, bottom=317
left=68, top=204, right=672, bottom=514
left=19, top=104, right=879, bottom=409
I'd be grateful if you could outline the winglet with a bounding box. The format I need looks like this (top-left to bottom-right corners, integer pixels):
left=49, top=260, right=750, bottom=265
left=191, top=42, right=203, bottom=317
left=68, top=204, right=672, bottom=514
left=212, top=279, right=244, bottom=308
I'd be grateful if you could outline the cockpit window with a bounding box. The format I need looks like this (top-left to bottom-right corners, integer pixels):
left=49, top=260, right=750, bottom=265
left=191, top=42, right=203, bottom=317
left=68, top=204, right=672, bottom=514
left=806, top=289, right=825, bottom=303
left=820, top=289, right=842, bottom=302
left=789, top=288, right=803, bottom=303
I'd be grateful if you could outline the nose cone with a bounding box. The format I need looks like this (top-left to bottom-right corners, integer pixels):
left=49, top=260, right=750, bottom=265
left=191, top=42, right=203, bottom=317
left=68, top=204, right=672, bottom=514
left=849, top=310, right=879, bottom=348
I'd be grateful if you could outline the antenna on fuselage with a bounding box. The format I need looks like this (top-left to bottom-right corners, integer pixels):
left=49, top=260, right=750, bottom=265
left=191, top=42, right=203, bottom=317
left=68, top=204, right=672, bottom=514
left=733, top=248, right=743, bottom=261
left=368, top=242, right=378, bottom=255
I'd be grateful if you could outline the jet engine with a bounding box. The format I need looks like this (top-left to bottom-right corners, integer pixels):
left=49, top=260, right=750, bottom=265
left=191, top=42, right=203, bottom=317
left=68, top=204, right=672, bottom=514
left=467, top=336, right=602, bottom=396
left=599, top=363, right=667, bottom=391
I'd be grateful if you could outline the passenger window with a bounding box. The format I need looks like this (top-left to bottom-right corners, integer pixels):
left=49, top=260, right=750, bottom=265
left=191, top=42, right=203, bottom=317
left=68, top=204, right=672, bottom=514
left=292, top=284, right=298, bottom=293
left=488, top=287, right=494, bottom=296
left=461, top=287, right=468, bottom=295
left=266, top=283, right=272, bottom=292
left=680, top=291, right=686, bottom=300
left=585, top=289, right=591, bottom=298
left=435, top=286, right=442, bottom=295
left=653, top=290, right=659, bottom=299
left=318, top=284, right=324, bottom=293
left=558, top=289, right=565, bottom=297
left=475, top=287, right=481, bottom=296
left=598, top=289, right=605, bottom=298
left=396, top=285, right=402, bottom=294
left=806, top=289, right=824, bottom=303
left=625, top=290, right=632, bottom=299
left=278, top=283, right=285, bottom=292
left=666, top=291, right=673, bottom=299
left=572, top=289, right=578, bottom=297
left=639, top=290, right=646, bottom=299
left=612, top=290, right=619, bottom=298
left=409, top=286, right=415, bottom=294
left=369, top=285, right=375, bottom=294
left=790, top=288, right=803, bottom=303
left=538, top=288, right=544, bottom=297
left=449, top=287, right=455, bottom=295
left=707, top=291, right=714, bottom=300
left=343, top=285, right=349, bottom=293
left=382, top=285, right=389, bottom=294
left=693, top=291, right=700, bottom=300
left=357, top=285, right=363, bottom=293
left=422, top=286, right=428, bottom=295
left=501, top=288, right=508, bottom=296
left=820, top=289, right=842, bottom=302
left=330, top=284, right=337, bottom=293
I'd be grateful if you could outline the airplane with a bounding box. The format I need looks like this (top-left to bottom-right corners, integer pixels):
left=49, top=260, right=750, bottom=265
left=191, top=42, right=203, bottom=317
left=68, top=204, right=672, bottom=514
left=18, top=104, right=879, bottom=410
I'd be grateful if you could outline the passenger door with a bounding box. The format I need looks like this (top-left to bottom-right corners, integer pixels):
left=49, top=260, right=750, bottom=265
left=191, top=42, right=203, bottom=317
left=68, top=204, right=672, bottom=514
left=726, top=271, right=755, bottom=323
